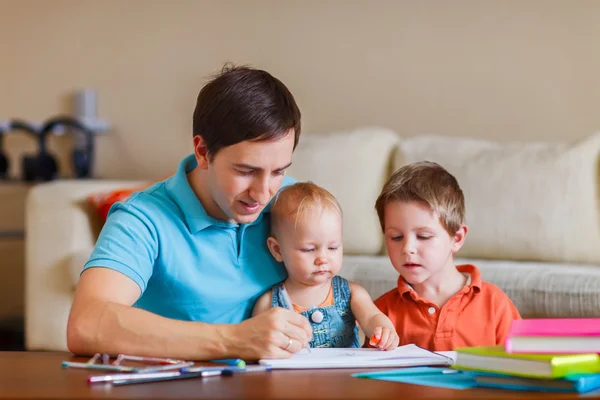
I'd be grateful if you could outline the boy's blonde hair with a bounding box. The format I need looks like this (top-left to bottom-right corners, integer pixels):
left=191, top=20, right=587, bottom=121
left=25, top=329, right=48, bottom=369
left=270, top=182, right=342, bottom=236
left=375, top=161, right=465, bottom=236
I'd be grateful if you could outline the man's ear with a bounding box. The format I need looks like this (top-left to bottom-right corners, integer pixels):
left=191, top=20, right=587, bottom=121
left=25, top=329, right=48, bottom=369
left=267, top=236, right=284, bottom=262
left=451, top=224, right=468, bottom=254
left=193, top=135, right=210, bottom=170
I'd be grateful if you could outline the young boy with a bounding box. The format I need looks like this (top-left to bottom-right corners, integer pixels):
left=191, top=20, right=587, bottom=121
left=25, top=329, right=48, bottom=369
left=373, top=161, right=521, bottom=351
left=253, top=182, right=399, bottom=350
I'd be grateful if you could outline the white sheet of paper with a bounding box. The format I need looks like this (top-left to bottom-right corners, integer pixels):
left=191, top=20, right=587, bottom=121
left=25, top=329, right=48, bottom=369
left=436, top=351, right=457, bottom=364
left=258, top=344, right=455, bottom=369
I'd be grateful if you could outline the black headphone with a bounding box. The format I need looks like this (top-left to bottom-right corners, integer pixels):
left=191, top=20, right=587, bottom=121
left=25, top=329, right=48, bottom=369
left=0, top=128, right=7, bottom=180
left=21, top=118, right=58, bottom=182
left=0, top=119, right=39, bottom=180
left=32, top=115, right=95, bottom=180
left=0, top=116, right=95, bottom=181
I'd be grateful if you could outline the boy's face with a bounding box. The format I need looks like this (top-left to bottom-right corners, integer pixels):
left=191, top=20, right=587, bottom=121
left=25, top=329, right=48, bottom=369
left=194, top=130, right=295, bottom=224
left=383, top=200, right=466, bottom=286
left=269, top=208, right=343, bottom=287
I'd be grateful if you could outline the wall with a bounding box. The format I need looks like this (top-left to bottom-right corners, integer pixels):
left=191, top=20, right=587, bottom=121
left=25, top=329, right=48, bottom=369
left=1, top=0, right=599, bottom=179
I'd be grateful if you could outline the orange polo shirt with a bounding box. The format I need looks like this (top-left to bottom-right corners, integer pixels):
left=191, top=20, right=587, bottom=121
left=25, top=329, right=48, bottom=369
left=374, top=264, right=521, bottom=351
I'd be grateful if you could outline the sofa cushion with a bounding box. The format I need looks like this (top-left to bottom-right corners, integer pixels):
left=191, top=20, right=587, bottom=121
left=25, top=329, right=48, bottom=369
left=339, top=255, right=600, bottom=318
left=470, top=258, right=600, bottom=318
left=26, top=180, right=143, bottom=351
left=394, top=133, right=600, bottom=264
left=288, top=127, right=400, bottom=255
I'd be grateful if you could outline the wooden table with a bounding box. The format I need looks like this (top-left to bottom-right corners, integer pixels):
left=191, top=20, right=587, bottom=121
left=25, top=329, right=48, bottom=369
left=0, top=352, right=594, bottom=399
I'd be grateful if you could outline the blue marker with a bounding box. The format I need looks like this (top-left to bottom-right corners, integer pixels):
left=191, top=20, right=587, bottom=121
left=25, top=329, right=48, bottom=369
left=182, top=365, right=272, bottom=373
left=210, top=358, right=246, bottom=368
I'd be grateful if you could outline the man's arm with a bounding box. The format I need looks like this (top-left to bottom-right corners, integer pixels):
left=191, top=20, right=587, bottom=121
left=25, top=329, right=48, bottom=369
left=67, top=200, right=312, bottom=361
left=67, top=268, right=312, bottom=360
left=67, top=267, right=224, bottom=359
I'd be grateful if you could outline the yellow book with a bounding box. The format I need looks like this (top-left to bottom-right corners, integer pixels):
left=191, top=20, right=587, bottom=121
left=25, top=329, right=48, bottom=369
left=453, top=346, right=600, bottom=379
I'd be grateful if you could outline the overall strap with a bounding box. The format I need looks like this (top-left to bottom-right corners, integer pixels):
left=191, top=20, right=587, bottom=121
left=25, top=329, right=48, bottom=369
left=271, top=282, right=288, bottom=309
left=332, top=275, right=352, bottom=313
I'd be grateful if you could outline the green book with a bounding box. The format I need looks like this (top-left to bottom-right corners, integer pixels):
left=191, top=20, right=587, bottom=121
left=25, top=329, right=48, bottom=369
left=453, top=346, right=600, bottom=379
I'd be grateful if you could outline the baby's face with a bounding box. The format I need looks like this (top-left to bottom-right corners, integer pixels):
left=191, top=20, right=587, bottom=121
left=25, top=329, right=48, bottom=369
left=383, top=200, right=460, bottom=286
left=277, top=207, right=343, bottom=286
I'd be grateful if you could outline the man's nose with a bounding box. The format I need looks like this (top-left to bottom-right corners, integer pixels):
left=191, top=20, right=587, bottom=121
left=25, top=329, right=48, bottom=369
left=249, top=176, right=270, bottom=205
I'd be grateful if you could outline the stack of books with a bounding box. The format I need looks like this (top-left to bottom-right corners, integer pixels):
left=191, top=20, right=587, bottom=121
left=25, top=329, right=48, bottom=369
left=453, top=318, right=600, bottom=393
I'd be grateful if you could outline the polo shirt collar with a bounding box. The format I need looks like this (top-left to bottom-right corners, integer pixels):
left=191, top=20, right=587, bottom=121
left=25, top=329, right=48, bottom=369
left=165, top=154, right=217, bottom=233
left=397, top=276, right=413, bottom=296
left=396, top=263, right=482, bottom=298
left=457, top=264, right=482, bottom=292
left=165, top=154, right=269, bottom=234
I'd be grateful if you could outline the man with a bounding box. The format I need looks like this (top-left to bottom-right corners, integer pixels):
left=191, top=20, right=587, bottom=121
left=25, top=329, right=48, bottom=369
left=67, top=65, right=312, bottom=360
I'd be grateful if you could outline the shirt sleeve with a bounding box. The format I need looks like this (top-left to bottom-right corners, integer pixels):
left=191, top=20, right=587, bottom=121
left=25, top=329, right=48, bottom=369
left=495, top=292, right=522, bottom=345
left=83, top=201, right=159, bottom=293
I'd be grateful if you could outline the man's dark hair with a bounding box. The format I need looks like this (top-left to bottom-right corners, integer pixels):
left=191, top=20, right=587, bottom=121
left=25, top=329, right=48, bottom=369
left=193, top=64, right=301, bottom=160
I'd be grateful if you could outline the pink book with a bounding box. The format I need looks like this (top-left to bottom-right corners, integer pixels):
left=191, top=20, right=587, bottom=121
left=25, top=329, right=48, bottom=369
left=509, top=319, right=600, bottom=337
left=506, top=319, right=600, bottom=354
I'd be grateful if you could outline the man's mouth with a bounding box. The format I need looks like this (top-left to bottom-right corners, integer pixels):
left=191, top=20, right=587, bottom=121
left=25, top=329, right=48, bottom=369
left=239, top=200, right=260, bottom=213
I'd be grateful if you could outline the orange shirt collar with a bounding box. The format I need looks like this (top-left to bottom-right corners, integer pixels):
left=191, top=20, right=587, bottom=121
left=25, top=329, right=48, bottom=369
left=293, top=284, right=334, bottom=313
left=458, top=264, right=482, bottom=291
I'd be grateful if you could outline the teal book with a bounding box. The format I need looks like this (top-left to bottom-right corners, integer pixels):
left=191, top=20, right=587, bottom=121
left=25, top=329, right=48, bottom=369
left=354, top=367, right=600, bottom=393
left=472, top=372, right=600, bottom=393
left=353, top=367, right=477, bottom=390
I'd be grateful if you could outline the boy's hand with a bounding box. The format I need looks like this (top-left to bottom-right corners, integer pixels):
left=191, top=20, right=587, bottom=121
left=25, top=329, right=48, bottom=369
left=369, top=326, right=400, bottom=351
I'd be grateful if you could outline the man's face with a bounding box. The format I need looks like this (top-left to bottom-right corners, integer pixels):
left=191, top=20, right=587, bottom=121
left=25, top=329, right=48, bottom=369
left=200, top=131, right=295, bottom=224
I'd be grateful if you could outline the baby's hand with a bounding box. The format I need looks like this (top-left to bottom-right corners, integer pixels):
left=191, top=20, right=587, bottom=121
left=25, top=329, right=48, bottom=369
left=369, top=327, right=400, bottom=351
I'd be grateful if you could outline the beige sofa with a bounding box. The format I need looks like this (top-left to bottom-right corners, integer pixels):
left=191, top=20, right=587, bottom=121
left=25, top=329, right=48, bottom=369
left=25, top=128, right=600, bottom=351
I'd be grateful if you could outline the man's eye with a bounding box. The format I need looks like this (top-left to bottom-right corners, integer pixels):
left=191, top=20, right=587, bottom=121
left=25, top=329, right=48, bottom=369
left=237, top=170, right=253, bottom=176
left=273, top=170, right=286, bottom=176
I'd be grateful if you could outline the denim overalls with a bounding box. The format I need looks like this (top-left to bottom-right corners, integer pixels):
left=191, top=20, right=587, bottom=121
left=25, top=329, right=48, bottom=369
left=271, top=275, right=360, bottom=348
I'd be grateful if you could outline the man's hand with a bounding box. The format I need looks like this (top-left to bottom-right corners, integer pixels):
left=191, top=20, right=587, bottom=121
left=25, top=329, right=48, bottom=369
left=369, top=326, right=400, bottom=351
left=224, top=307, right=312, bottom=360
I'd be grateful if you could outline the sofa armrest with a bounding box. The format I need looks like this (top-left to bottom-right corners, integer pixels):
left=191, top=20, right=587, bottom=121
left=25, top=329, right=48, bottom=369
left=25, top=179, right=144, bottom=351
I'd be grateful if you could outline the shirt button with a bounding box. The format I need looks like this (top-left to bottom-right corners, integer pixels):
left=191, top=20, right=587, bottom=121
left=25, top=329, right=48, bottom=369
left=428, top=307, right=436, bottom=314
left=311, top=310, right=324, bottom=323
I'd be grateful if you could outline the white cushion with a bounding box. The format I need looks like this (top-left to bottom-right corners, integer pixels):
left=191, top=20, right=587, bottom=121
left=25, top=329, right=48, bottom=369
left=289, top=128, right=400, bottom=255
left=25, top=180, right=143, bottom=351
left=394, top=133, right=600, bottom=264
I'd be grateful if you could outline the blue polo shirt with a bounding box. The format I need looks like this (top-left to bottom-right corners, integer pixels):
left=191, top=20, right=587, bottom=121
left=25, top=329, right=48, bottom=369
left=83, top=154, right=292, bottom=323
